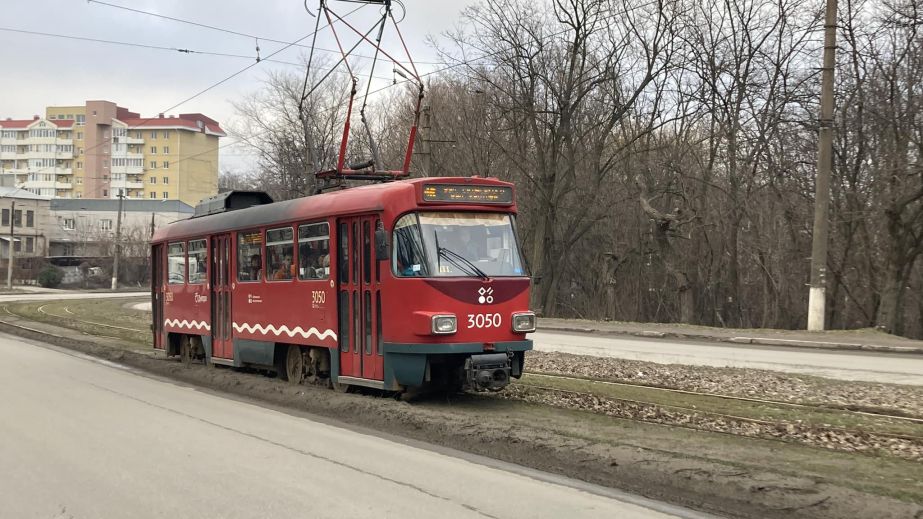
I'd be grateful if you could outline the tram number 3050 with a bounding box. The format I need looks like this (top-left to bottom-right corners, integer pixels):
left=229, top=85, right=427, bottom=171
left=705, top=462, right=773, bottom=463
left=467, top=313, right=502, bottom=329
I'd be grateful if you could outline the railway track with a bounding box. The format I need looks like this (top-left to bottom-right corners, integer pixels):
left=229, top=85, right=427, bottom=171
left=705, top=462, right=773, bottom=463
left=505, top=376, right=923, bottom=462
left=521, top=371, right=923, bottom=424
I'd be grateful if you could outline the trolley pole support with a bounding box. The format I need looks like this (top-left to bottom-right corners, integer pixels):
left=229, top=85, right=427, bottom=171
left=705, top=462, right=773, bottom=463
left=7, top=200, right=14, bottom=290
left=111, top=190, right=124, bottom=291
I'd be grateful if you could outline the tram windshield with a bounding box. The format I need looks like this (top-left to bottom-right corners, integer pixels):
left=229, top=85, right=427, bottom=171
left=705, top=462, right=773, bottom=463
left=393, top=212, right=526, bottom=278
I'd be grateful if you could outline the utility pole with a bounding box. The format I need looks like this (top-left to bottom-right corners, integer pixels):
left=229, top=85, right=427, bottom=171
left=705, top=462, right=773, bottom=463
left=421, top=105, right=432, bottom=177
left=111, top=190, right=124, bottom=290
left=7, top=200, right=14, bottom=290
left=807, top=0, right=838, bottom=331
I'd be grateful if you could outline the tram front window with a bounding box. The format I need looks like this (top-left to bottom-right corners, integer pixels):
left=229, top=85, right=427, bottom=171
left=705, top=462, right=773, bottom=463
left=393, top=212, right=525, bottom=278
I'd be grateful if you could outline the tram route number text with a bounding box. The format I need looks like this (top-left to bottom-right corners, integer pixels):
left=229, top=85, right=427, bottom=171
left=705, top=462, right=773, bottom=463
left=312, top=291, right=326, bottom=306
left=467, top=313, right=502, bottom=329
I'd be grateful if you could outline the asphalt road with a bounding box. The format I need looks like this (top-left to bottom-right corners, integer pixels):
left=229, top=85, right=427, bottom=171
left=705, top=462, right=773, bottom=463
left=0, top=334, right=707, bottom=519
left=532, top=331, right=923, bottom=385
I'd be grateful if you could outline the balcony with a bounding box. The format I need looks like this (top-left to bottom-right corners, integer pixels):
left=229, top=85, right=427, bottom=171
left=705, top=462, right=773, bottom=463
left=22, top=180, right=72, bottom=190
left=126, top=137, right=145, bottom=145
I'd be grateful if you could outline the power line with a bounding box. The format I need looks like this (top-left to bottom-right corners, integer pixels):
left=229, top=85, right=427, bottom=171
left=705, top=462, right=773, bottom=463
left=0, top=26, right=395, bottom=83
left=10, top=4, right=370, bottom=185
left=0, top=26, right=300, bottom=65
left=86, top=0, right=446, bottom=66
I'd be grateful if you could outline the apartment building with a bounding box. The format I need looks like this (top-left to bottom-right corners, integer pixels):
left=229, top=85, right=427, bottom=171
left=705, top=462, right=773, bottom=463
left=0, top=100, right=225, bottom=206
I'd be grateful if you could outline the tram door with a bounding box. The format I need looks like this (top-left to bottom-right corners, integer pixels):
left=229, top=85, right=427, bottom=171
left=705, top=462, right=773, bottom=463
left=210, top=234, right=233, bottom=359
left=152, top=244, right=164, bottom=350
left=338, top=215, right=383, bottom=381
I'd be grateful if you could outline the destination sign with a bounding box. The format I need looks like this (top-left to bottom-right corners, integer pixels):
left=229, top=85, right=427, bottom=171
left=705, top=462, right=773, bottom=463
left=422, top=184, right=513, bottom=204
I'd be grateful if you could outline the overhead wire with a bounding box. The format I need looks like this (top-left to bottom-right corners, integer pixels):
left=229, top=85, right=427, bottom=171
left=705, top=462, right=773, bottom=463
left=14, top=0, right=658, bottom=187
left=0, top=26, right=394, bottom=82
left=85, top=0, right=445, bottom=65
left=10, top=3, right=369, bottom=184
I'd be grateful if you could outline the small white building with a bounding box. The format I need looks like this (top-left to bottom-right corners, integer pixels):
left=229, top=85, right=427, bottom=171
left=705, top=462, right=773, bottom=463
left=48, top=198, right=193, bottom=261
left=0, top=186, right=52, bottom=260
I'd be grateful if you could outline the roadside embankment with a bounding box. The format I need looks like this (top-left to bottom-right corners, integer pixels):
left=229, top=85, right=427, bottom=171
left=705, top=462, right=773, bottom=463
left=539, top=318, right=923, bottom=354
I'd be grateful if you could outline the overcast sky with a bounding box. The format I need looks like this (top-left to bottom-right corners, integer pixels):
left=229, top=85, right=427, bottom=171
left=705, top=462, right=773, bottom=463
left=0, top=0, right=480, bottom=171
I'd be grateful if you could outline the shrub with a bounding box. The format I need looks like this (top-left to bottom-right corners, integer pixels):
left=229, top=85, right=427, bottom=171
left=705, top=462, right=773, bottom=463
left=37, top=266, right=65, bottom=288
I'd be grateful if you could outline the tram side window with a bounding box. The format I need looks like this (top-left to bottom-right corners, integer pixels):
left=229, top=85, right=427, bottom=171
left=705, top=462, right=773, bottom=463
left=298, top=223, right=330, bottom=280
left=266, top=227, right=294, bottom=281
left=167, top=242, right=185, bottom=284
left=237, top=231, right=263, bottom=282
left=393, top=214, right=427, bottom=277
left=187, top=239, right=207, bottom=284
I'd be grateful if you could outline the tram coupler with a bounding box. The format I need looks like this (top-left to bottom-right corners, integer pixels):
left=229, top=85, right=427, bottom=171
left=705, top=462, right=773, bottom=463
left=465, top=353, right=512, bottom=391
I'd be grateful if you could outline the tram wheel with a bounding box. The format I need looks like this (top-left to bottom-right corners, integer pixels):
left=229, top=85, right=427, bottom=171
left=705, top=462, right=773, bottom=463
left=332, top=381, right=351, bottom=393
left=284, top=345, right=304, bottom=384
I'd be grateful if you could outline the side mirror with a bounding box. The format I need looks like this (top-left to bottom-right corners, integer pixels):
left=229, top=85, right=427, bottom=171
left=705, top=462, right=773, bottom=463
left=375, top=226, right=390, bottom=261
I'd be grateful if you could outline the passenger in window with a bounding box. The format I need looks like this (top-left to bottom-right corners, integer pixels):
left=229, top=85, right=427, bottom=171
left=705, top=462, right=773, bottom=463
left=247, top=254, right=261, bottom=281
left=273, top=254, right=294, bottom=280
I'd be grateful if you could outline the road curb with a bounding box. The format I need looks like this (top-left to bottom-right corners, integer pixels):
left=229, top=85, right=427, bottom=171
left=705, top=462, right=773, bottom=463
left=537, top=325, right=923, bottom=355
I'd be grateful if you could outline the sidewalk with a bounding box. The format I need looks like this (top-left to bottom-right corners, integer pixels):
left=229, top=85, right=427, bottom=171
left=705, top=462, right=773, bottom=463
left=538, top=318, right=923, bottom=354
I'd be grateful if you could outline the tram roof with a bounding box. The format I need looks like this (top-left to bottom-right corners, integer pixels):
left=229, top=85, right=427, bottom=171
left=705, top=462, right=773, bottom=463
left=152, top=176, right=515, bottom=243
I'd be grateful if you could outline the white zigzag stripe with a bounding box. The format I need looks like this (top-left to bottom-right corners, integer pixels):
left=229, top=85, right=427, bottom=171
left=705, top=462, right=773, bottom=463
left=232, top=322, right=338, bottom=341
left=164, top=319, right=211, bottom=331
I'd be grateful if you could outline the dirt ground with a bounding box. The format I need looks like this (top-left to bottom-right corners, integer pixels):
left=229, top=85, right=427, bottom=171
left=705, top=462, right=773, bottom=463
left=1, top=314, right=922, bottom=519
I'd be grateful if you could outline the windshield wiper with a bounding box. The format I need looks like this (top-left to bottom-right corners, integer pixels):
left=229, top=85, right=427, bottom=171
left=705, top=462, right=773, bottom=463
left=433, top=231, right=489, bottom=280
left=440, top=246, right=490, bottom=281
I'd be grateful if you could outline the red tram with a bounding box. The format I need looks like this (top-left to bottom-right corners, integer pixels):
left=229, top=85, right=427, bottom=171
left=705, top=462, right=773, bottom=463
left=151, top=177, right=534, bottom=392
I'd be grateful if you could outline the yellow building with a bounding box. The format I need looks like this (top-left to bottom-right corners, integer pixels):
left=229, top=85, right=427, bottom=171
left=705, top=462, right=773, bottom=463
left=0, top=100, right=224, bottom=206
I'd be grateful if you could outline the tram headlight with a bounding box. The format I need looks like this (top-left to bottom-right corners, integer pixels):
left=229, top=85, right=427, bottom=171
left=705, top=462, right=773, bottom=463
left=431, top=315, right=457, bottom=335
left=511, top=312, right=536, bottom=333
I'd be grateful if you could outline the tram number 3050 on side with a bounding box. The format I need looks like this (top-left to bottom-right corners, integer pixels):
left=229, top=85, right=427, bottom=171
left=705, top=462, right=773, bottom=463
left=468, top=313, right=502, bottom=329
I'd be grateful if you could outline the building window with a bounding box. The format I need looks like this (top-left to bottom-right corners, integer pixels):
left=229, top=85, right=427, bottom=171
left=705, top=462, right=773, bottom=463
left=13, top=239, right=21, bottom=253
left=103, top=189, right=108, bottom=197
left=25, top=237, right=34, bottom=253
left=163, top=161, right=169, bottom=169
left=75, top=193, right=82, bottom=199
left=79, top=148, right=84, bottom=155
left=150, top=131, right=157, bottom=139
left=149, top=177, right=157, bottom=184
left=162, top=192, right=168, bottom=199
left=76, top=177, right=83, bottom=185
left=100, top=219, right=113, bottom=231
left=64, top=218, right=75, bottom=230
left=162, top=131, right=170, bottom=139
left=76, top=161, right=82, bottom=169
left=26, top=210, right=33, bottom=228
left=77, top=132, right=83, bottom=140
left=76, top=114, right=85, bottom=125
left=1, top=209, right=8, bottom=226
left=163, top=146, right=170, bottom=154
left=150, top=192, right=156, bottom=199
left=162, top=176, right=169, bottom=184
left=150, top=161, right=157, bottom=169
left=149, top=146, right=157, bottom=154
left=13, top=210, right=21, bottom=227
